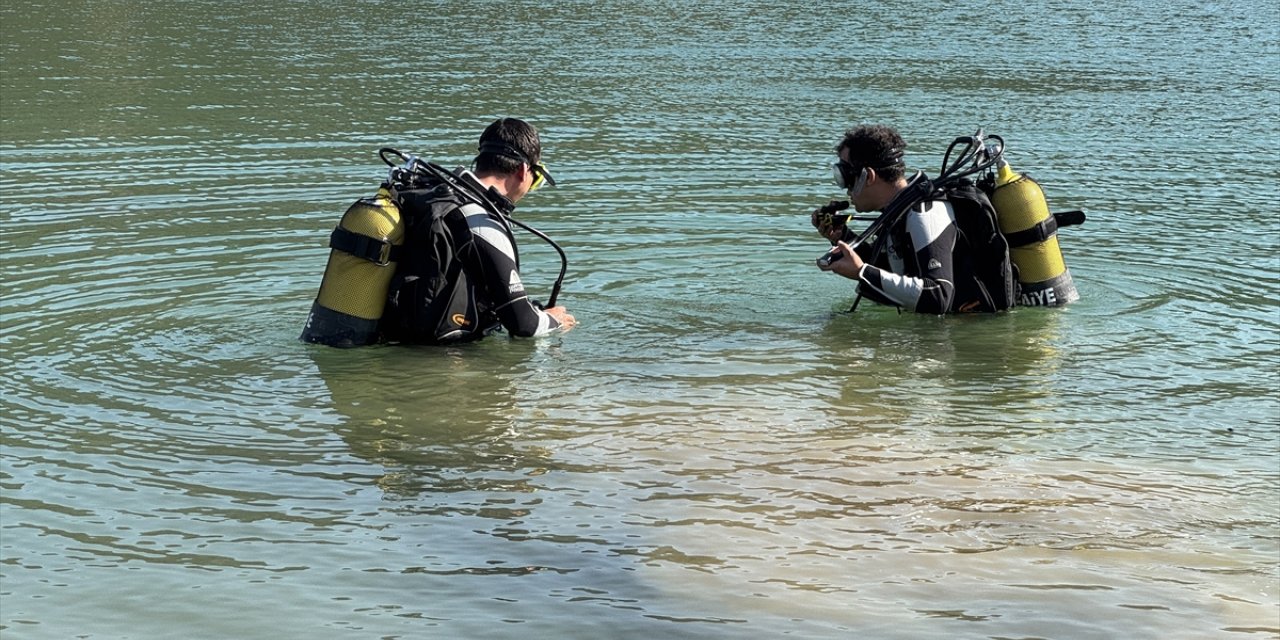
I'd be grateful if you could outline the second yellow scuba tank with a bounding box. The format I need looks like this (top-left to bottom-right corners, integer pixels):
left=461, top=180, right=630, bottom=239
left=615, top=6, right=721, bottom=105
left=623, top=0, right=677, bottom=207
left=299, top=186, right=404, bottom=347
left=990, top=161, right=1079, bottom=307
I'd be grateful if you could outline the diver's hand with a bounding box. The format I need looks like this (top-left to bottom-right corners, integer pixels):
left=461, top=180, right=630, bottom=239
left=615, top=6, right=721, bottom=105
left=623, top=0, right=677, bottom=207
left=545, top=306, right=576, bottom=329
left=819, top=241, right=865, bottom=280
left=811, top=204, right=848, bottom=243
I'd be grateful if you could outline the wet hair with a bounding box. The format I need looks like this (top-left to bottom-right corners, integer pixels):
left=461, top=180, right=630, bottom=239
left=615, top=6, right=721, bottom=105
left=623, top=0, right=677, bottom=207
left=835, top=124, right=907, bottom=183
left=475, top=117, right=542, bottom=176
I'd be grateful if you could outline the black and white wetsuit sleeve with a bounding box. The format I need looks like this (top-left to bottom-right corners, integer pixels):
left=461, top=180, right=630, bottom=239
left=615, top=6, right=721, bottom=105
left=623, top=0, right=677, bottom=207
left=461, top=204, right=562, bottom=337
left=856, top=200, right=958, bottom=314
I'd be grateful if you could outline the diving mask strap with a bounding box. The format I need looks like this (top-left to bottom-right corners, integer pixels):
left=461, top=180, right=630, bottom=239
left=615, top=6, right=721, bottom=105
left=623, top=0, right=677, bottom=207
left=477, top=141, right=531, bottom=164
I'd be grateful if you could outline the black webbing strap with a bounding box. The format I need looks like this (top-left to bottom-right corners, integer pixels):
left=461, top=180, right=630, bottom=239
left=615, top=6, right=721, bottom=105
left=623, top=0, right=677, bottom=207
left=1054, top=209, right=1086, bottom=228
left=1003, top=210, right=1085, bottom=248
left=329, top=226, right=401, bottom=265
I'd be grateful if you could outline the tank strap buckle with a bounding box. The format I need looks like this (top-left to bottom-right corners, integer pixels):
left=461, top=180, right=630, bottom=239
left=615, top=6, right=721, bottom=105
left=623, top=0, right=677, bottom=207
left=375, top=241, right=393, bottom=266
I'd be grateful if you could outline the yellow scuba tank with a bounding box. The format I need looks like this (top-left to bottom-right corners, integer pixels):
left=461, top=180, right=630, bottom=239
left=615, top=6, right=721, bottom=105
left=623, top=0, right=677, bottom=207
left=990, top=161, right=1079, bottom=307
left=299, top=185, right=405, bottom=347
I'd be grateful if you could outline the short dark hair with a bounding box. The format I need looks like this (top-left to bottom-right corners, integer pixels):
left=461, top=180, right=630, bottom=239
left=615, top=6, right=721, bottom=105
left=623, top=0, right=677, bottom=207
left=475, top=118, right=542, bottom=175
left=836, top=124, right=907, bottom=182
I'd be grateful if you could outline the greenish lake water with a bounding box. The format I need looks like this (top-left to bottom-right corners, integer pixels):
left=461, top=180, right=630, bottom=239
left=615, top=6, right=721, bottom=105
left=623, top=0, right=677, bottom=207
left=2, top=1, right=1277, bottom=638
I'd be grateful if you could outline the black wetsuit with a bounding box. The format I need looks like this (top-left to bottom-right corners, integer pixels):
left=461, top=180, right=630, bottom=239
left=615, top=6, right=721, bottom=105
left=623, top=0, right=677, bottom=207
left=454, top=194, right=561, bottom=337
left=854, top=173, right=984, bottom=314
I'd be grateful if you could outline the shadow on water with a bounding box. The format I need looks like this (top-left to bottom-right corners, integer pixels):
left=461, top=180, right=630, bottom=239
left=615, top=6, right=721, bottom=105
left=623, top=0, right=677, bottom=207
left=307, top=343, right=546, bottom=498
left=303, top=343, right=755, bottom=638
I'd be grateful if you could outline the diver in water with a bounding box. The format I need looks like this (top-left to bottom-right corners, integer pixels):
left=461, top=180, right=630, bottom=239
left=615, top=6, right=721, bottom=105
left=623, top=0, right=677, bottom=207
left=381, top=118, right=576, bottom=343
left=814, top=124, right=995, bottom=314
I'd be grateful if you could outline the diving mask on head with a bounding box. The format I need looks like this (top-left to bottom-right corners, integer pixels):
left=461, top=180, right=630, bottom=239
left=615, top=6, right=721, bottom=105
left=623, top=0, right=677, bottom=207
left=832, top=160, right=868, bottom=195
left=832, top=146, right=904, bottom=194
left=478, top=141, right=556, bottom=191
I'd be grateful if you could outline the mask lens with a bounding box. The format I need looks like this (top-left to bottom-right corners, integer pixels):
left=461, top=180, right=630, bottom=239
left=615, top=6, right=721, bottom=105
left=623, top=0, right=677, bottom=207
left=832, top=160, right=859, bottom=189
left=530, top=162, right=555, bottom=191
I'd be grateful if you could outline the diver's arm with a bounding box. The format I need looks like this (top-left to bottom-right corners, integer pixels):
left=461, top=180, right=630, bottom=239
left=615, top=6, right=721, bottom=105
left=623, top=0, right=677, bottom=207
left=842, top=202, right=958, bottom=313
left=467, top=213, right=564, bottom=337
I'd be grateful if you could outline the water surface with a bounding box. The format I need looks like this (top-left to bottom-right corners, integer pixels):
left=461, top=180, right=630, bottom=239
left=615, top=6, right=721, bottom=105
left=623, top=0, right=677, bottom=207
left=2, top=1, right=1278, bottom=638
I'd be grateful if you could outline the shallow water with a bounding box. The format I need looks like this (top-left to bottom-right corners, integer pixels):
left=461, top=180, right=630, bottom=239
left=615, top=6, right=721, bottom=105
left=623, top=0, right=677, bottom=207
left=2, top=1, right=1278, bottom=638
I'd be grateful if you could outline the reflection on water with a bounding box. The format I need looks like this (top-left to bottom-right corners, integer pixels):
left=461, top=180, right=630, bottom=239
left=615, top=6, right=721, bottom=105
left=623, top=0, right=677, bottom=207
left=2, top=0, right=1278, bottom=638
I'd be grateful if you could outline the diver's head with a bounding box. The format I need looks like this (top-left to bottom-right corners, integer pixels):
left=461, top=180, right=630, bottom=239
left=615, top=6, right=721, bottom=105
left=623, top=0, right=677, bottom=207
left=833, top=124, right=908, bottom=212
left=475, top=117, right=555, bottom=203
